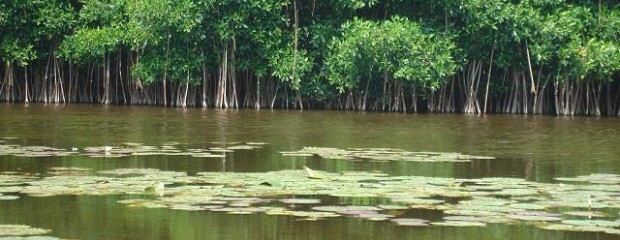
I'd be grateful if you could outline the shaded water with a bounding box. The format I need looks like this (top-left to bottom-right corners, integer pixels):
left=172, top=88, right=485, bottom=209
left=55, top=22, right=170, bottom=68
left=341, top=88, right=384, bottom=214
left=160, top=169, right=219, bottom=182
left=0, top=104, right=618, bottom=239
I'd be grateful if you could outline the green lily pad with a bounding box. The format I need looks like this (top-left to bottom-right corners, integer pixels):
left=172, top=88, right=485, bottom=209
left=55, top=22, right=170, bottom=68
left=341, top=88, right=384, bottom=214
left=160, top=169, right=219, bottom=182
left=266, top=209, right=341, bottom=219
left=226, top=145, right=261, bottom=150
left=604, top=228, right=620, bottom=235
left=0, top=195, right=19, bottom=200
left=562, top=211, right=608, bottom=218
left=507, top=202, right=547, bottom=210
left=279, top=198, right=321, bottom=204
left=561, top=219, right=620, bottom=228
left=506, top=211, right=563, bottom=222
left=2, top=166, right=620, bottom=231
left=555, top=174, right=620, bottom=185
left=431, top=221, right=487, bottom=227
left=311, top=206, right=382, bottom=213
left=279, top=152, right=314, bottom=157
left=443, top=209, right=504, bottom=217
left=280, top=147, right=495, bottom=163
left=191, top=153, right=226, bottom=158
left=538, top=223, right=609, bottom=233
left=0, top=225, right=51, bottom=236
left=170, top=204, right=206, bottom=211
left=391, top=218, right=430, bottom=226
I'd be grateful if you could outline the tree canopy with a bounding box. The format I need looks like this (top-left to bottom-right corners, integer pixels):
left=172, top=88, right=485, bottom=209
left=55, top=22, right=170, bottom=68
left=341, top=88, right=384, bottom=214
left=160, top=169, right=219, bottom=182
left=0, top=0, right=619, bottom=115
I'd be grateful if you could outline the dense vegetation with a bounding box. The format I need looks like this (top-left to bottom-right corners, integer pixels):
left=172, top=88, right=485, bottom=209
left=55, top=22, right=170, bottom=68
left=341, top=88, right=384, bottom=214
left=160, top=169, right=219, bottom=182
left=1, top=0, right=619, bottom=115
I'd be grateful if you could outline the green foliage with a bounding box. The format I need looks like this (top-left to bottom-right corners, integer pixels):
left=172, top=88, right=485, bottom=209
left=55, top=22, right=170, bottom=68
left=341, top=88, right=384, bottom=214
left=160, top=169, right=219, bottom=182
left=1, top=0, right=620, bottom=103
left=0, top=40, right=36, bottom=66
left=269, top=47, right=313, bottom=90
left=326, top=17, right=458, bottom=92
left=0, top=0, right=75, bottom=65
left=59, top=27, right=123, bottom=62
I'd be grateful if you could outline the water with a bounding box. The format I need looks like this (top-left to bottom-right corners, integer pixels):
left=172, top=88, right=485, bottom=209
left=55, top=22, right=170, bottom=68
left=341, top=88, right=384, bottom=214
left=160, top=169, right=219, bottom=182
left=0, top=104, right=618, bottom=239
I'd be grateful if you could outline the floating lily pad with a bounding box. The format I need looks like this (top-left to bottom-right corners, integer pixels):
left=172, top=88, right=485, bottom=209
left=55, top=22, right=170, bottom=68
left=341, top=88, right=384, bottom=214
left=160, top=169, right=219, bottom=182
left=2, top=167, right=620, bottom=232
left=0, top=195, right=19, bottom=200
left=0, top=142, right=265, bottom=160
left=170, top=204, right=205, bottom=211
left=311, top=206, right=381, bottom=213
left=281, top=147, right=495, bottom=163
left=506, top=211, right=563, bottom=222
left=391, top=218, right=430, bottom=226
left=538, top=223, right=609, bottom=233
left=555, top=174, right=620, bottom=185
left=356, top=213, right=393, bottom=221
left=562, top=211, right=608, bottom=218
left=507, top=202, right=547, bottom=210
left=0, top=225, right=51, bottom=236
left=431, top=221, right=487, bottom=227
left=279, top=198, right=321, bottom=204
left=208, top=148, right=234, bottom=153
left=444, top=215, right=490, bottom=222
left=561, top=219, right=620, bottom=228
left=604, top=228, right=620, bottom=235
left=226, top=145, right=261, bottom=150
left=191, top=153, right=226, bottom=158
left=279, top=152, right=314, bottom=157
left=443, top=209, right=504, bottom=217
left=266, top=209, right=341, bottom=219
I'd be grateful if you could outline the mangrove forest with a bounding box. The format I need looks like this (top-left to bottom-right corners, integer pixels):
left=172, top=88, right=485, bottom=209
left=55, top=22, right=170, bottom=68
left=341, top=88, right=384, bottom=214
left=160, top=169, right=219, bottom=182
left=1, top=0, right=620, bottom=115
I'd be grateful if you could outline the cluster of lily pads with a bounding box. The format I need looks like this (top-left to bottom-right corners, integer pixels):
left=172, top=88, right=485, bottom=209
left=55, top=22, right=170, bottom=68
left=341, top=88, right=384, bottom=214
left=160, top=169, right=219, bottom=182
left=1, top=168, right=619, bottom=235
left=280, top=147, right=495, bottom=162
left=0, top=141, right=267, bottom=159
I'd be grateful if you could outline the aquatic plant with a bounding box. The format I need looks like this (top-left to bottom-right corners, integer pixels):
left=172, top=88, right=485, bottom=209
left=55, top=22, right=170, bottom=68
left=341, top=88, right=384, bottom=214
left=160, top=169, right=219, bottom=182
left=1, top=169, right=619, bottom=234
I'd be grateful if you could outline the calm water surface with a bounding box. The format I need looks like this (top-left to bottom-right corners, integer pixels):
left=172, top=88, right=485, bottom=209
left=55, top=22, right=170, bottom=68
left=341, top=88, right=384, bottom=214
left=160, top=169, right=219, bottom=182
left=0, top=104, right=618, bottom=239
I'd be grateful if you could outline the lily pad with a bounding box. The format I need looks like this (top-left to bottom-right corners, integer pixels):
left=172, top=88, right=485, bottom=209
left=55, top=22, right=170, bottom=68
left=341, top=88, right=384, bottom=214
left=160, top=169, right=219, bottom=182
left=226, top=145, right=261, bottom=150
left=562, top=211, right=608, bottom=218
left=561, top=219, right=620, bottom=228
left=0, top=225, right=51, bottom=236
left=0, top=195, right=19, bottom=200
left=431, top=221, right=487, bottom=227
left=506, top=211, right=563, bottom=222
left=279, top=198, right=321, bottom=204
left=279, top=152, right=314, bottom=157
left=2, top=167, right=620, bottom=232
left=191, top=153, right=226, bottom=158
left=280, top=147, right=495, bottom=163
left=538, top=223, right=609, bottom=233
left=391, top=218, right=430, bottom=226
left=311, top=206, right=382, bottom=213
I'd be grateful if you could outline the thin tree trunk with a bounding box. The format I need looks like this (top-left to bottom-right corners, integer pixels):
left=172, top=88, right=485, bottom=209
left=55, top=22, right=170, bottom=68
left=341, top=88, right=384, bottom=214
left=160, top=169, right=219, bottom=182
left=202, top=64, right=208, bottom=108
left=483, top=43, right=495, bottom=114
left=525, top=40, right=536, bottom=94
left=255, top=75, right=261, bottom=109
left=24, top=65, right=29, bottom=104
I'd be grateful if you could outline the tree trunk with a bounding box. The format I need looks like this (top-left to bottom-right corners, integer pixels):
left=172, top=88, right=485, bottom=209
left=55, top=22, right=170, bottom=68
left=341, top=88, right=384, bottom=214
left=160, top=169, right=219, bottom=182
left=483, top=44, right=495, bottom=114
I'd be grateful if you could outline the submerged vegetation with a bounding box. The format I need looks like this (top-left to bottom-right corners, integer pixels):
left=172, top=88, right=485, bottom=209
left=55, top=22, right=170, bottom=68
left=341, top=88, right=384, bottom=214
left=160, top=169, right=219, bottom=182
left=1, top=0, right=620, bottom=115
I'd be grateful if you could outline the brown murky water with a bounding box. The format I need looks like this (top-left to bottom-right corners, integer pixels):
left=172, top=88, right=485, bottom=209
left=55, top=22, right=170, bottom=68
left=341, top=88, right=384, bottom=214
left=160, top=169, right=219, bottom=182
left=0, top=104, right=618, bottom=239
